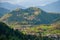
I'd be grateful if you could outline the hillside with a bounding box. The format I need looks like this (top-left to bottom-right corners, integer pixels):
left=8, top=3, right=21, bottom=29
left=0, top=22, right=25, bottom=40
left=0, top=22, right=60, bottom=40
left=0, top=7, right=60, bottom=27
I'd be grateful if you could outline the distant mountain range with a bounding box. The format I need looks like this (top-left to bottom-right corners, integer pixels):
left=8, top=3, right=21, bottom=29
left=0, top=2, right=25, bottom=10
left=0, top=2, right=60, bottom=13
left=0, top=2, right=25, bottom=17
left=0, top=7, right=10, bottom=17
left=0, top=7, right=60, bottom=26
left=40, top=0, right=60, bottom=13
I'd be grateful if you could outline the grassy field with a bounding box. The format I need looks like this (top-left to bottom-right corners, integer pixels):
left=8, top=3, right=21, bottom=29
left=9, top=24, right=60, bottom=36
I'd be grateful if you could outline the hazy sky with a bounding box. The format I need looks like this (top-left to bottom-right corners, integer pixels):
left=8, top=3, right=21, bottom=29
left=0, top=0, right=58, bottom=7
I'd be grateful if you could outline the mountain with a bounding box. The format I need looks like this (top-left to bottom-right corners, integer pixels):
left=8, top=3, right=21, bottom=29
left=0, top=7, right=10, bottom=17
left=0, top=7, right=60, bottom=26
left=0, top=2, right=25, bottom=10
left=40, top=0, right=60, bottom=13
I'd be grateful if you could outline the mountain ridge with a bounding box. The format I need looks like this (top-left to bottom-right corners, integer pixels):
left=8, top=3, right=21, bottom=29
left=1, top=7, right=60, bottom=26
